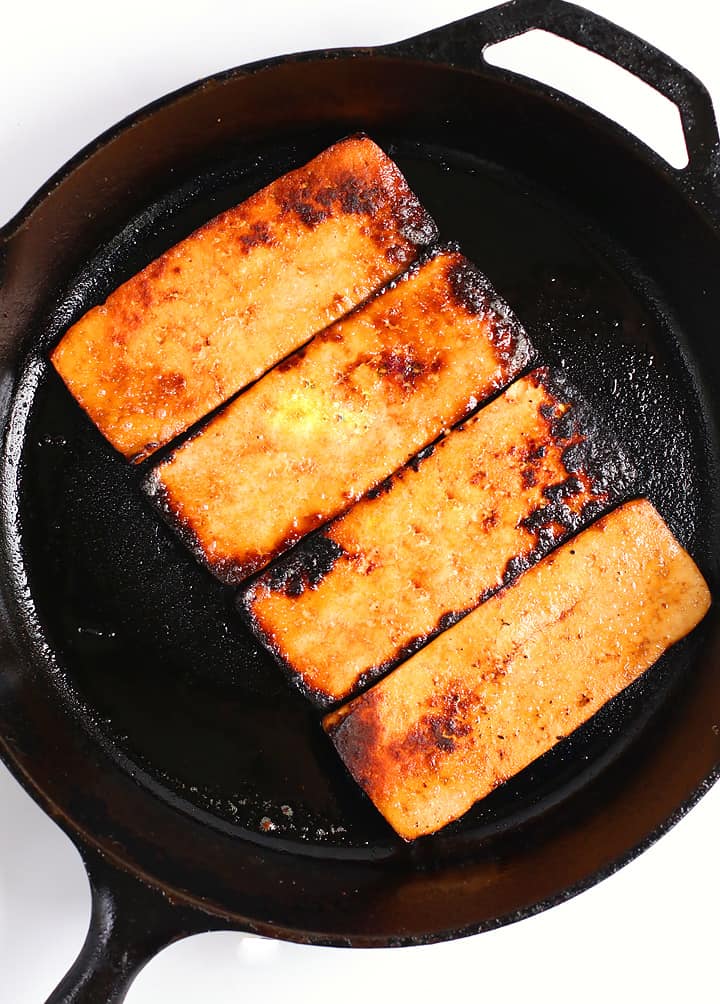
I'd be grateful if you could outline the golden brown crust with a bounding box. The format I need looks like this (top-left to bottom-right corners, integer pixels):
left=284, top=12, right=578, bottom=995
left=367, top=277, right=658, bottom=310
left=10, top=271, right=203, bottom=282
left=241, top=368, right=608, bottom=706
left=323, top=500, right=711, bottom=840
left=147, top=249, right=533, bottom=584
left=50, top=135, right=437, bottom=461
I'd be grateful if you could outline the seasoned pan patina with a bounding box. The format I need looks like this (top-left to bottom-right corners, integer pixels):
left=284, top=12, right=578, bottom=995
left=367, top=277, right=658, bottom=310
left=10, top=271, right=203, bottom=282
left=51, top=135, right=437, bottom=462
left=146, top=249, right=533, bottom=583
left=324, top=500, right=711, bottom=840
left=241, top=367, right=614, bottom=706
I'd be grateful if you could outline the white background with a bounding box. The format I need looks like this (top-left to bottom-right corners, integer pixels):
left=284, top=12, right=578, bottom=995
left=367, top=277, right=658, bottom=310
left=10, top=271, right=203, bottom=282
left=1, top=1, right=719, bottom=1001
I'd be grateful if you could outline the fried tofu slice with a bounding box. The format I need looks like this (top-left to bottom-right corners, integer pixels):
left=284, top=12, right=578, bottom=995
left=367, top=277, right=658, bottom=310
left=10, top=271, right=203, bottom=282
left=324, top=500, right=711, bottom=840
left=146, top=249, right=533, bottom=583
left=51, top=135, right=437, bottom=461
left=241, top=368, right=610, bottom=706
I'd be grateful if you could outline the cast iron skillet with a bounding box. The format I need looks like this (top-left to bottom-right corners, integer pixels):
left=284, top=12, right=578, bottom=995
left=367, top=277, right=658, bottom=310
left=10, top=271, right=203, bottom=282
left=2, top=1, right=720, bottom=1000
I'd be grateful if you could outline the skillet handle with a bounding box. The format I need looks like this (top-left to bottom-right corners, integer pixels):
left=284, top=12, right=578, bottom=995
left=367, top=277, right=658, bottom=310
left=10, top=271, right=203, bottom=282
left=384, top=0, right=720, bottom=192
left=45, top=849, right=220, bottom=1004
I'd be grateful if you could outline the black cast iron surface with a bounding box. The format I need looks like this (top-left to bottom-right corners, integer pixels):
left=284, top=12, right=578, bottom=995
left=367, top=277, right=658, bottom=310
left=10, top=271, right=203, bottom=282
left=15, top=138, right=712, bottom=854
left=1, top=1, right=720, bottom=1002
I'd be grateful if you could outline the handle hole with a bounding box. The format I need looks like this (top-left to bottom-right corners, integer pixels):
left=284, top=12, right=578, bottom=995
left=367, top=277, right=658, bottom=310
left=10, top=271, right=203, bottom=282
left=484, top=30, right=688, bottom=169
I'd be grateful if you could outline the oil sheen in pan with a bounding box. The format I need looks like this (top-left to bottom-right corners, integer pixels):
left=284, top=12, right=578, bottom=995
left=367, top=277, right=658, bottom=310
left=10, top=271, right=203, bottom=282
left=13, top=136, right=711, bottom=860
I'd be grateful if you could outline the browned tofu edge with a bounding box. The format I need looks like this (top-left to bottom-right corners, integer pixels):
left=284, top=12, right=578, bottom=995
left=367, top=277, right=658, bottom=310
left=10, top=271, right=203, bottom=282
left=142, top=245, right=535, bottom=586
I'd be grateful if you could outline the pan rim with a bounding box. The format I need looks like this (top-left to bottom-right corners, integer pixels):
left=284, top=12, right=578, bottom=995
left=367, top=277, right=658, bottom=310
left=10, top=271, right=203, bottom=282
left=2, top=19, right=710, bottom=247
left=1, top=725, right=717, bottom=947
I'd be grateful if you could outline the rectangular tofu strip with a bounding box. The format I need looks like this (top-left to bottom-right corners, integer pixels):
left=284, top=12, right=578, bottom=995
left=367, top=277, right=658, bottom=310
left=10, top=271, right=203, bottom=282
left=51, top=135, right=437, bottom=461
left=324, top=500, right=711, bottom=840
left=146, top=249, right=533, bottom=583
left=241, top=368, right=610, bottom=706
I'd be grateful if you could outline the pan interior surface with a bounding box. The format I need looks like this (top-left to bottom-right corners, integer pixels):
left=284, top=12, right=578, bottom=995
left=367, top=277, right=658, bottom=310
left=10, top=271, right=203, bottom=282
left=7, top=125, right=717, bottom=872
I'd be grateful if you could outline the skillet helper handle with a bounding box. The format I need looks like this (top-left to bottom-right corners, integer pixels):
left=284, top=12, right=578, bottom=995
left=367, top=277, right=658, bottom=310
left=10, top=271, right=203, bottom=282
left=45, top=850, right=218, bottom=1004
left=385, top=0, right=720, bottom=191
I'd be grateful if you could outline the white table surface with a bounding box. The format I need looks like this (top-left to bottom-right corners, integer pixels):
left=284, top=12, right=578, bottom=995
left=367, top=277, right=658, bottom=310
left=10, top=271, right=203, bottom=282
left=1, top=1, right=718, bottom=1001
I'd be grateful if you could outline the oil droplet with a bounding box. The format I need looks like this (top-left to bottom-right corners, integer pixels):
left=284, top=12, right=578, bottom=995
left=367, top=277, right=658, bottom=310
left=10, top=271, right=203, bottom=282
left=76, top=624, right=117, bottom=640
